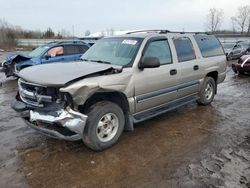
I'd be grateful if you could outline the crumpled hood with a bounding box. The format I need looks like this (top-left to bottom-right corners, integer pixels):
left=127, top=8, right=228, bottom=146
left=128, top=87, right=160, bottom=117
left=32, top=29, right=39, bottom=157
left=4, top=53, right=31, bottom=65
left=18, top=61, right=122, bottom=87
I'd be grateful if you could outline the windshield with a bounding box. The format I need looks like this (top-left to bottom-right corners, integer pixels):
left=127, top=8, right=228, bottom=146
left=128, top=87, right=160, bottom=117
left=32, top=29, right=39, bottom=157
left=28, top=46, right=48, bottom=58
left=81, top=38, right=142, bottom=66
left=221, top=43, right=234, bottom=49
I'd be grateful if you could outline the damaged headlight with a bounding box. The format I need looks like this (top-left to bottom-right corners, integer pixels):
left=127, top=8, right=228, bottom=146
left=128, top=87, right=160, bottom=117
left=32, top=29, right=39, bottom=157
left=57, top=92, right=74, bottom=106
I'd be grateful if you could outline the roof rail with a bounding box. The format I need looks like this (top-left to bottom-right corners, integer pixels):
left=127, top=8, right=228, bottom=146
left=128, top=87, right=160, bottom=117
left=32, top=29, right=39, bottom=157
left=57, top=40, right=85, bottom=44
left=126, top=30, right=170, bottom=34
left=126, top=30, right=210, bottom=35
left=169, top=31, right=210, bottom=35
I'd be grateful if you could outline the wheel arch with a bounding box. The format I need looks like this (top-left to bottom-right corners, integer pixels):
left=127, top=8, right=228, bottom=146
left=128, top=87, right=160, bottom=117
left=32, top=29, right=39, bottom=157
left=79, top=90, right=134, bottom=131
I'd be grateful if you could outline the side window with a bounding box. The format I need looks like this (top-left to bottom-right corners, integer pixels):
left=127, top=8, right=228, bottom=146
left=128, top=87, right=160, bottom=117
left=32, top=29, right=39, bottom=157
left=194, top=35, right=224, bottom=57
left=64, top=45, right=80, bottom=55
left=47, top=46, right=64, bottom=57
left=143, top=40, right=172, bottom=65
left=78, top=45, right=89, bottom=54
left=173, top=37, right=196, bottom=62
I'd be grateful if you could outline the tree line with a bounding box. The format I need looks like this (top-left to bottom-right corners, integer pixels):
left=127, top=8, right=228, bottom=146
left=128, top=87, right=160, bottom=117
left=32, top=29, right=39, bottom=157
left=206, top=6, right=250, bottom=35
left=0, top=18, right=72, bottom=48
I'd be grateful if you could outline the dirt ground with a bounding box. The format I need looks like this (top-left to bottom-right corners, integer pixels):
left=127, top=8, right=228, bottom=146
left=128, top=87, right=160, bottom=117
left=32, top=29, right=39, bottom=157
left=0, top=52, right=249, bottom=188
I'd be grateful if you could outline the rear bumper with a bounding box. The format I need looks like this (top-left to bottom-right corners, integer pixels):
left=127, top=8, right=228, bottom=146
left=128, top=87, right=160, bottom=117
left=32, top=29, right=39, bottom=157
left=12, top=100, right=87, bottom=141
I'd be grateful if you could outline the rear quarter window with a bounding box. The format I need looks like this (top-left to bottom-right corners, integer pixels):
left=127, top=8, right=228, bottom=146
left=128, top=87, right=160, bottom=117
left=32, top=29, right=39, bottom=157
left=194, top=35, right=224, bottom=57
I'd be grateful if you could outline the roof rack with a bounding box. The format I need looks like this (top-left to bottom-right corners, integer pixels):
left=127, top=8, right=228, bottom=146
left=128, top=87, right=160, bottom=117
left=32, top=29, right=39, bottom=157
left=170, top=31, right=210, bottom=35
left=57, top=40, right=85, bottom=44
left=126, top=30, right=209, bottom=35
left=44, top=40, right=84, bottom=45
left=126, top=30, right=170, bottom=34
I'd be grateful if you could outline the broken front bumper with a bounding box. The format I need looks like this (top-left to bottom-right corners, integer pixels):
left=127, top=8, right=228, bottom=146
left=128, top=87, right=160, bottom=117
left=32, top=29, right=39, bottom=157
left=12, top=100, right=88, bottom=141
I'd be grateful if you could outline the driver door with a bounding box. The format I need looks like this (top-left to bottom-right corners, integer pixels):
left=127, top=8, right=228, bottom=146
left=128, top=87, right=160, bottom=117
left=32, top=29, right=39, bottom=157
left=134, top=38, right=178, bottom=113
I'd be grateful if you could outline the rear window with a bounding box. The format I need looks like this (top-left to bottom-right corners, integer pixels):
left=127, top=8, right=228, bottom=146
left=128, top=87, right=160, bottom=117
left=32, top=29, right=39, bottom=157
left=173, top=37, right=196, bottom=62
left=194, top=35, right=224, bottom=57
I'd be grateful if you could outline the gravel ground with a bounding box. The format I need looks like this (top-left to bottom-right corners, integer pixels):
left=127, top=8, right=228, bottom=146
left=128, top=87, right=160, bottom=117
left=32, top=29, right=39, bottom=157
left=0, top=52, right=249, bottom=188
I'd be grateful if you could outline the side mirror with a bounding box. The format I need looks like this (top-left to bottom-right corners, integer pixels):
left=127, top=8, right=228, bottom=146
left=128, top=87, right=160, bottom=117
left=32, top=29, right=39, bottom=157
left=44, top=54, right=51, bottom=60
left=139, top=57, right=160, bottom=69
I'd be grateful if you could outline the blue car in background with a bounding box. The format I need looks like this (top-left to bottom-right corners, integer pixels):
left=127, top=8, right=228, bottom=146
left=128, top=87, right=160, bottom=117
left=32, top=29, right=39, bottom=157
left=0, top=41, right=90, bottom=77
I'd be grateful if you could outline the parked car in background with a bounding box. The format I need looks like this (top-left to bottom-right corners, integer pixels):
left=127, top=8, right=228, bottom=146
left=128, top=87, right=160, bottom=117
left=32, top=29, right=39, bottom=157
left=12, top=30, right=227, bottom=151
left=239, top=41, right=250, bottom=54
left=221, top=42, right=235, bottom=59
left=232, top=54, right=250, bottom=74
left=223, top=41, right=250, bottom=61
left=0, top=41, right=90, bottom=77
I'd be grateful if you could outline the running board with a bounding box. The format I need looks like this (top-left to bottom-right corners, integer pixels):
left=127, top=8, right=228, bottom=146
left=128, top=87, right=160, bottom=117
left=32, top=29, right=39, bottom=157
left=132, top=93, right=199, bottom=123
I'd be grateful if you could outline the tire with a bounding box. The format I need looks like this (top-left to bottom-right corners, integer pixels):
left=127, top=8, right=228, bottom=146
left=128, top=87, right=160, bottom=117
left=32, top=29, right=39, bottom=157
left=82, top=101, right=125, bottom=151
left=197, top=77, right=216, bottom=106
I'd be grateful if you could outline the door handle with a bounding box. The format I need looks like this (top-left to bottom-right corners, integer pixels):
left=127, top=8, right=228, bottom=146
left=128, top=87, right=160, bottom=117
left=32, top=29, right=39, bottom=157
left=193, top=65, right=199, bottom=71
left=170, top=69, right=177, bottom=75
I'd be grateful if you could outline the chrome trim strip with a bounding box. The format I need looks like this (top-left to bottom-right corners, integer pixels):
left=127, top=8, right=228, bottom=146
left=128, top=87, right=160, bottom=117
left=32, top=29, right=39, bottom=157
left=135, top=80, right=200, bottom=103
left=18, top=79, right=52, bottom=107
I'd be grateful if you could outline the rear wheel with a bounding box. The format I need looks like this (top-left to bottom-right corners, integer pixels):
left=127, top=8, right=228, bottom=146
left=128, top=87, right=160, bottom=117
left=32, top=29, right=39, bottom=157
left=197, top=77, right=216, bottom=105
left=82, top=101, right=125, bottom=151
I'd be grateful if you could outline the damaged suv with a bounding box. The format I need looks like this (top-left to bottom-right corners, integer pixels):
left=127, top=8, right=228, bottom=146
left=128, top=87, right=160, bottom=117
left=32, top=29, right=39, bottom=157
left=1, top=41, right=90, bottom=77
left=12, top=30, right=227, bottom=151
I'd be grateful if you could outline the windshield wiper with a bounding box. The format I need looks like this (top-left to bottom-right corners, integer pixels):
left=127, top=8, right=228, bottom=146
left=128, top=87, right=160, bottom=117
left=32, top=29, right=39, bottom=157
left=81, top=58, right=111, bottom=64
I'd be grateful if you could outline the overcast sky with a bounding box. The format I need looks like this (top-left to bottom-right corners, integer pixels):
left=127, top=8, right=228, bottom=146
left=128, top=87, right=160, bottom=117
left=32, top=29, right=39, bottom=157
left=0, top=0, right=249, bottom=36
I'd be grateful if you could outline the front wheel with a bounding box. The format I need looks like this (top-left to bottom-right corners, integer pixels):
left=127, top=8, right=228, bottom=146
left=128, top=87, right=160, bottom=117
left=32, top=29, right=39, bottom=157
left=82, top=101, right=125, bottom=151
left=197, top=77, right=216, bottom=106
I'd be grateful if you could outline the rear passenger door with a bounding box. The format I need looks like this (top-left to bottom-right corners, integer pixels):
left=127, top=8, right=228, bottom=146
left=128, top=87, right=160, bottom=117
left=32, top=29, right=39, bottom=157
left=173, top=37, right=202, bottom=99
left=134, top=37, right=178, bottom=112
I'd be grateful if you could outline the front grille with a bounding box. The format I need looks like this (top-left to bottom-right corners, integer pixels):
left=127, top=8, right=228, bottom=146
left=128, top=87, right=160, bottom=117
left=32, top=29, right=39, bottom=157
left=18, top=79, right=58, bottom=107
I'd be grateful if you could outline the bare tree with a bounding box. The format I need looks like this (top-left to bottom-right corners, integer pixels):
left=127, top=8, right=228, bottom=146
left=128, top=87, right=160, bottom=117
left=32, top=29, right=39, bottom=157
left=231, top=6, right=250, bottom=34
left=231, top=17, right=237, bottom=33
left=206, top=8, right=224, bottom=33
left=247, top=15, right=250, bottom=35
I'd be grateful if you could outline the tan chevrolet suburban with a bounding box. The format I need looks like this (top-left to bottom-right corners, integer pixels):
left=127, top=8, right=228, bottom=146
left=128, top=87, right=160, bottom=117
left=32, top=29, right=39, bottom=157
left=12, top=30, right=227, bottom=151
